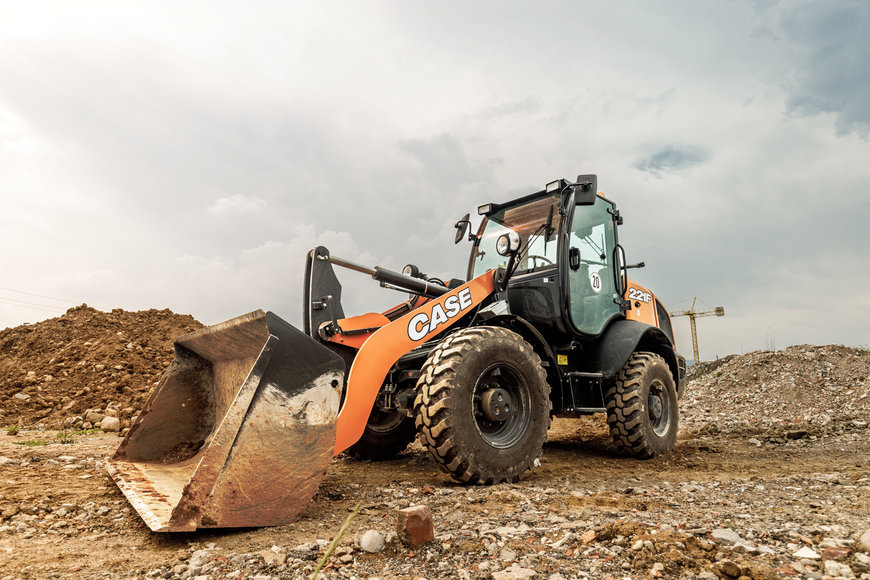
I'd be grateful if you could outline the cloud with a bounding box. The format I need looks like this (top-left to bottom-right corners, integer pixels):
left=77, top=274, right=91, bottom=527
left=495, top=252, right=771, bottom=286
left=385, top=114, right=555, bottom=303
left=634, top=146, right=710, bottom=175
left=397, top=133, right=491, bottom=191
left=208, top=194, right=267, bottom=216
left=476, top=98, right=542, bottom=121
left=2, top=0, right=870, bottom=359
left=760, top=1, right=870, bottom=137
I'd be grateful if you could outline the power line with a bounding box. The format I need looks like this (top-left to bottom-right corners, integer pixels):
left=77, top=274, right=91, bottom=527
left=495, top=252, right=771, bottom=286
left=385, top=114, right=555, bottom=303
left=0, top=296, right=66, bottom=313
left=0, top=286, right=78, bottom=304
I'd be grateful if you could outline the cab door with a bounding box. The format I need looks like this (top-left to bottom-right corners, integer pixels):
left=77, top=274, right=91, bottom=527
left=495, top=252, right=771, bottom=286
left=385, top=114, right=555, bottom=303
left=567, top=196, right=621, bottom=336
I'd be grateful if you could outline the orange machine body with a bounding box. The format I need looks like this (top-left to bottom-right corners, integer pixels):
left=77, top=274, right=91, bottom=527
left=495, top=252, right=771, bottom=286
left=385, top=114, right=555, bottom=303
left=324, top=270, right=499, bottom=454
left=624, top=278, right=659, bottom=327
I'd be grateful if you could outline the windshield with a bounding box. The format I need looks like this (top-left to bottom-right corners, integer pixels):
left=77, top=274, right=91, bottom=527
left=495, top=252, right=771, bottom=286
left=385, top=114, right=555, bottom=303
left=470, top=194, right=562, bottom=279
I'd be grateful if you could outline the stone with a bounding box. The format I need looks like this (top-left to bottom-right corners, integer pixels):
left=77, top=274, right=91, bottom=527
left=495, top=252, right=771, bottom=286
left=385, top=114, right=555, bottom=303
left=794, top=546, right=821, bottom=559
left=85, top=410, right=104, bottom=424
left=492, top=564, right=537, bottom=580
left=743, top=561, right=781, bottom=580
left=359, top=530, right=386, bottom=553
left=99, top=416, right=121, bottom=432
left=711, top=528, right=743, bottom=545
left=258, top=549, right=285, bottom=566
left=395, top=505, right=435, bottom=546
left=785, top=429, right=808, bottom=440
left=824, top=560, right=854, bottom=578
left=189, top=549, right=214, bottom=568
left=822, top=546, right=851, bottom=560
left=578, top=529, right=596, bottom=543
left=499, top=547, right=517, bottom=562
left=13, top=393, right=31, bottom=401
left=859, top=529, right=870, bottom=552
left=716, top=559, right=742, bottom=578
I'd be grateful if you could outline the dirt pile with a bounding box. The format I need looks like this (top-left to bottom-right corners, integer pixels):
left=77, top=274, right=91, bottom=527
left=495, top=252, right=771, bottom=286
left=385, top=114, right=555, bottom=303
left=0, top=305, right=202, bottom=429
left=683, top=344, right=870, bottom=435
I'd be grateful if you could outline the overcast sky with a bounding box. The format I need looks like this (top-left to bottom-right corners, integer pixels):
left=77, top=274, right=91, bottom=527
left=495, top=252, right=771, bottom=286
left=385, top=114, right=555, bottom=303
left=1, top=1, right=868, bottom=360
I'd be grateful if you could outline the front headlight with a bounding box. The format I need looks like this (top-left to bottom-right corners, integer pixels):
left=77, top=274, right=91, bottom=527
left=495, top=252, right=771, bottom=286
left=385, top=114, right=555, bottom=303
left=496, top=231, right=521, bottom=256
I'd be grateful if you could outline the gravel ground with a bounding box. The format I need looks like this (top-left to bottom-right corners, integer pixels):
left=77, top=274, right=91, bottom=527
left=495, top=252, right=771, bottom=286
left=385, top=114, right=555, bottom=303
left=1, top=344, right=869, bottom=579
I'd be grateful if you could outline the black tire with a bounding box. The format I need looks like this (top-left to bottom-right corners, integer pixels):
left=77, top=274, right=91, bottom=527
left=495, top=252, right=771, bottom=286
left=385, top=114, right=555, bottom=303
left=414, top=326, right=550, bottom=484
left=605, top=351, right=678, bottom=458
left=348, top=406, right=416, bottom=460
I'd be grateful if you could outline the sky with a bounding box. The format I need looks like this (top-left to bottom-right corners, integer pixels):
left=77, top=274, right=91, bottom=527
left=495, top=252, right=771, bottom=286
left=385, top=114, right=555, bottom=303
left=1, top=0, right=869, bottom=361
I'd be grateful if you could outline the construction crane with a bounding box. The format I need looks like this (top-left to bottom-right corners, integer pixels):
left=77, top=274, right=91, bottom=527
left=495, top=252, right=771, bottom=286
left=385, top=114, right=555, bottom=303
left=671, top=298, right=724, bottom=364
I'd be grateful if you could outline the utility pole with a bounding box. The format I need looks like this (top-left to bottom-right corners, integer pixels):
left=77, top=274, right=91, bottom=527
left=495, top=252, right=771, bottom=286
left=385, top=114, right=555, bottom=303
left=672, top=298, right=725, bottom=364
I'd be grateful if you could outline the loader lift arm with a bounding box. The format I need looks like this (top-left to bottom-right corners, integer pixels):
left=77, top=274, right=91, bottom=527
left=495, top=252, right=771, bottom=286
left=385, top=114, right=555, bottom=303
left=302, top=246, right=500, bottom=454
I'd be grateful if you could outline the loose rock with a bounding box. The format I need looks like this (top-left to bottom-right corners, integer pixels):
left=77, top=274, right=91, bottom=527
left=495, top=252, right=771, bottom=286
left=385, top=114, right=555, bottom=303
left=359, top=530, right=386, bottom=553
left=395, top=504, right=435, bottom=546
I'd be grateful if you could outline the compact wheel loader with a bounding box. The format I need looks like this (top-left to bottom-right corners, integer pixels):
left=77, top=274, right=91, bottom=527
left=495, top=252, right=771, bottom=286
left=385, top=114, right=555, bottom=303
left=108, top=174, right=686, bottom=531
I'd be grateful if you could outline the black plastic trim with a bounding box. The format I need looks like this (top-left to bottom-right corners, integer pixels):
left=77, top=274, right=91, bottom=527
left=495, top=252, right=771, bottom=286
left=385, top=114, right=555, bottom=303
left=586, top=319, right=681, bottom=389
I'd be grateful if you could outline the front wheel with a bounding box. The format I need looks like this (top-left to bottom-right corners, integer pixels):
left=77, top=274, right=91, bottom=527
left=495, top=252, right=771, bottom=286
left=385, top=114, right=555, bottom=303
left=605, top=352, right=678, bottom=458
left=347, top=406, right=416, bottom=460
left=414, top=327, right=550, bottom=484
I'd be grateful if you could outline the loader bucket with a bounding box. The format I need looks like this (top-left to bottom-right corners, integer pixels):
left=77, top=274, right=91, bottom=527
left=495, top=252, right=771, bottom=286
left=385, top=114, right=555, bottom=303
left=107, top=310, right=345, bottom=532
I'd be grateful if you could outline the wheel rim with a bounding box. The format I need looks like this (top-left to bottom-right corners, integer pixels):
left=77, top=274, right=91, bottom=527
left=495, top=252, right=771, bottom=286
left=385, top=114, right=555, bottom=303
left=366, top=407, right=406, bottom=434
left=472, top=363, right=531, bottom=448
left=648, top=378, right=672, bottom=437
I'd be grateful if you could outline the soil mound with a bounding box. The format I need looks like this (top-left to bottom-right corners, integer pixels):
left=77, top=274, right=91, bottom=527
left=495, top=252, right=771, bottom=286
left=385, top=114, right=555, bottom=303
left=682, top=344, right=870, bottom=434
left=0, top=305, right=202, bottom=429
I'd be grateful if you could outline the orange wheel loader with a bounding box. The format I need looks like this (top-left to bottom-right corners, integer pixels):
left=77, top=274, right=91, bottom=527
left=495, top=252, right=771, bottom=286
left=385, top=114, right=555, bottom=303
left=108, top=174, right=686, bottom=531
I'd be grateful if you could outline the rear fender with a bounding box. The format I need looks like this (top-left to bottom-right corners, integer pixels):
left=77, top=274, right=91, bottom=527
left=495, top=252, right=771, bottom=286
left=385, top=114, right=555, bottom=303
left=589, top=319, right=681, bottom=389
left=334, top=269, right=499, bottom=454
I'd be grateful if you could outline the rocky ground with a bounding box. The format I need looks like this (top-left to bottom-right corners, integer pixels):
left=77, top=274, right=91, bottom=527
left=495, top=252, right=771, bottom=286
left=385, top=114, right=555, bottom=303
left=1, top=308, right=869, bottom=579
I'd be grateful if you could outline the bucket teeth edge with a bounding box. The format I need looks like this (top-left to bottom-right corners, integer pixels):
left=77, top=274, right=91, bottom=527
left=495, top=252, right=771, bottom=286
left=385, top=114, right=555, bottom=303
left=106, top=462, right=182, bottom=532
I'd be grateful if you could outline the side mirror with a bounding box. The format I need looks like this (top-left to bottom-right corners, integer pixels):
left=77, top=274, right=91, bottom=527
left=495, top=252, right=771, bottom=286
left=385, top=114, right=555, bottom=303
left=573, top=174, right=597, bottom=206
left=454, top=213, right=471, bottom=244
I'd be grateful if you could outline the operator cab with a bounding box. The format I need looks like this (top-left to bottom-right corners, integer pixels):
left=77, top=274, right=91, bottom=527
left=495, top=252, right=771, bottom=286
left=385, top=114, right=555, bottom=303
left=467, top=175, right=625, bottom=346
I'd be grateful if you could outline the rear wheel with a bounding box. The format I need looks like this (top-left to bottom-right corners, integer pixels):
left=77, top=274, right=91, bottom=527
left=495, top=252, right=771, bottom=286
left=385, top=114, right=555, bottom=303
left=348, top=406, right=416, bottom=460
left=605, top=351, right=678, bottom=458
left=414, top=327, right=550, bottom=484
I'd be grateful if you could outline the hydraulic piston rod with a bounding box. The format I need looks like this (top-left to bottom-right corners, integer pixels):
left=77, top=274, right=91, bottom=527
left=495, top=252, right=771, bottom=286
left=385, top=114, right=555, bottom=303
left=325, top=254, right=449, bottom=298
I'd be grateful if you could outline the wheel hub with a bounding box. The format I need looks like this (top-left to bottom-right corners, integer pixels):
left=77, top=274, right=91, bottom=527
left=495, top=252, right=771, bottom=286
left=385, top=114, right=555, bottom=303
left=649, top=393, right=663, bottom=421
left=480, top=387, right=513, bottom=422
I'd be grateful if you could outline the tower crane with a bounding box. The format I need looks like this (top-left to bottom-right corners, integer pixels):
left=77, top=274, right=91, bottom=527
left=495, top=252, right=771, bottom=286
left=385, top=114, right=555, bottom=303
left=671, top=298, right=724, bottom=363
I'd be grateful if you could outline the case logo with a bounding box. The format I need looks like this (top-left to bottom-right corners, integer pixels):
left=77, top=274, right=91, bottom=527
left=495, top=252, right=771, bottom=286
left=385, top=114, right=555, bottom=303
left=407, top=287, right=473, bottom=341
